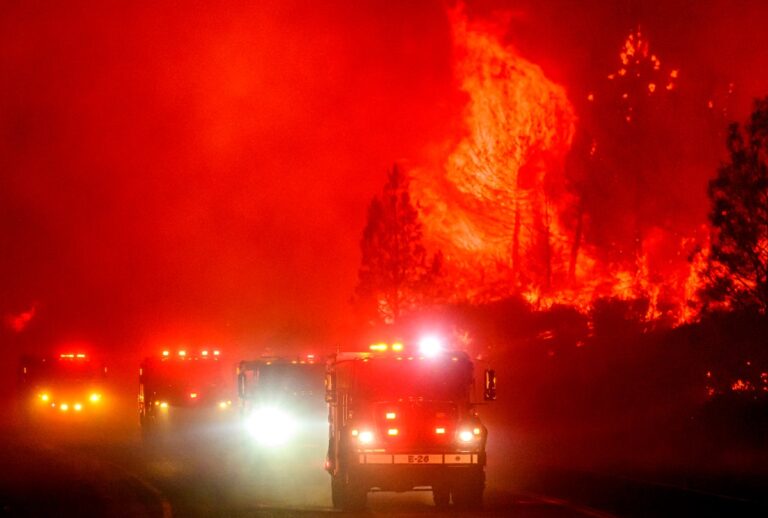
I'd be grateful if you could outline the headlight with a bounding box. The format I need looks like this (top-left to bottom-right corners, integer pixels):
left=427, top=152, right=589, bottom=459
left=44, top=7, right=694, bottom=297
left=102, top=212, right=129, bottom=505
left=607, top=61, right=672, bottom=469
left=245, top=407, right=298, bottom=446
left=418, top=335, right=443, bottom=357
left=89, top=393, right=102, bottom=403
left=458, top=430, right=474, bottom=443
left=351, top=429, right=374, bottom=445
left=457, top=426, right=482, bottom=443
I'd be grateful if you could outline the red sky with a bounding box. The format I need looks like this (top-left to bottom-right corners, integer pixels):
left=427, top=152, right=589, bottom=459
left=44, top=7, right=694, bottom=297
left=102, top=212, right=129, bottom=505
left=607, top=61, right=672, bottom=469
left=2, top=0, right=768, bottom=353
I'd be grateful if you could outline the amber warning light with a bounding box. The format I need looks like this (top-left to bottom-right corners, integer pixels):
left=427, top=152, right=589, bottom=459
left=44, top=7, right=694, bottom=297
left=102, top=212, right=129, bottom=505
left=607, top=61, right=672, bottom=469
left=368, top=342, right=405, bottom=352
left=60, top=353, right=88, bottom=359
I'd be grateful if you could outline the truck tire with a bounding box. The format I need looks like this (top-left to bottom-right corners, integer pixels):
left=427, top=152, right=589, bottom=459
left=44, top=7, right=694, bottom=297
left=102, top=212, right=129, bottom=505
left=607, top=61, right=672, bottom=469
left=331, top=473, right=367, bottom=511
left=331, top=475, right=344, bottom=509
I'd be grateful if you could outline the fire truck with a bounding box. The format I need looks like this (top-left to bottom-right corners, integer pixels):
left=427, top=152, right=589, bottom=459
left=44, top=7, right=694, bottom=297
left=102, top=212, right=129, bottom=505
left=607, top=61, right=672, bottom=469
left=237, top=356, right=326, bottom=453
left=138, top=348, right=235, bottom=435
left=19, top=352, right=108, bottom=418
left=324, top=338, right=496, bottom=510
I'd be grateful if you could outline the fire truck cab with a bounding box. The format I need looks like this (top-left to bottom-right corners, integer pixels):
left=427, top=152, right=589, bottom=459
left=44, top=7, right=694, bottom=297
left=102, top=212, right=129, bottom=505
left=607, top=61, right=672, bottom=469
left=19, top=352, right=108, bottom=418
left=138, top=348, right=234, bottom=435
left=237, top=356, right=326, bottom=452
left=324, top=340, right=496, bottom=510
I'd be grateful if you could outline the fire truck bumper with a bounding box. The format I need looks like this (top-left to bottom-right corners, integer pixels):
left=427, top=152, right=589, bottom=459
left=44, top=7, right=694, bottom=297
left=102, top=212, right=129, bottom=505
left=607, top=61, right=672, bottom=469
left=348, top=452, right=485, bottom=491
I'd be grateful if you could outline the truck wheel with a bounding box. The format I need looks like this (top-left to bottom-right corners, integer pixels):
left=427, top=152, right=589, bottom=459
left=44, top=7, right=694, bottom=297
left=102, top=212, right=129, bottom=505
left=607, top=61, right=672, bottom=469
left=331, top=473, right=367, bottom=511
left=452, top=472, right=484, bottom=509
left=331, top=474, right=345, bottom=509
left=432, top=483, right=451, bottom=508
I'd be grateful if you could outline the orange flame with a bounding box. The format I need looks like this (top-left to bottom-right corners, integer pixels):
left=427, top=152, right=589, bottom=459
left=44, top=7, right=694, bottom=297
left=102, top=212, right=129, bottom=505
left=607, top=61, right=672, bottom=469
left=412, top=8, right=575, bottom=301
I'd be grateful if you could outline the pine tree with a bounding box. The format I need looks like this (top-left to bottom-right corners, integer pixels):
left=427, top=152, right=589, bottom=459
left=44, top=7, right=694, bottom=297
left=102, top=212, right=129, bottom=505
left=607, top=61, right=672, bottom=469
left=355, top=165, right=441, bottom=324
left=703, top=97, right=768, bottom=311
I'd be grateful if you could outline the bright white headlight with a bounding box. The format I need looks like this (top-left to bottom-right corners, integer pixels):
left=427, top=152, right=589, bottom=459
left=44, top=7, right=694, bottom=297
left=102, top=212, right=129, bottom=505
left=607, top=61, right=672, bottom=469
left=418, top=335, right=443, bottom=357
left=458, top=430, right=474, bottom=443
left=245, top=407, right=298, bottom=446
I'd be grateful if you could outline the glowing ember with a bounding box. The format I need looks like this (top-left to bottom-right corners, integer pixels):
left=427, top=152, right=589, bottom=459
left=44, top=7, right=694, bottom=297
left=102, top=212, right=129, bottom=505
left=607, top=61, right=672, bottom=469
left=731, top=379, right=753, bottom=392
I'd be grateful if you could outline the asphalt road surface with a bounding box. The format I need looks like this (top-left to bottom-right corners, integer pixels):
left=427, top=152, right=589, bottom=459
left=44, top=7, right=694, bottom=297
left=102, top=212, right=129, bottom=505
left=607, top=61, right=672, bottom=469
left=2, top=399, right=766, bottom=517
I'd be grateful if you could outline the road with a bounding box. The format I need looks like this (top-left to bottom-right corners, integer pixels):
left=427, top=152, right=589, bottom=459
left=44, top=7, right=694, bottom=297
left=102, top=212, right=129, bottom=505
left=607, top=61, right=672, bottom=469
left=1, top=399, right=766, bottom=517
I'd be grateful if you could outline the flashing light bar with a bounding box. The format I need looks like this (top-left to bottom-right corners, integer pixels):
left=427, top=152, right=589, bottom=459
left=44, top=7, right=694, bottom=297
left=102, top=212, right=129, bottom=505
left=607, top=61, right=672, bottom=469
left=368, top=344, right=443, bottom=357
left=60, top=353, right=88, bottom=359
left=162, top=349, right=221, bottom=358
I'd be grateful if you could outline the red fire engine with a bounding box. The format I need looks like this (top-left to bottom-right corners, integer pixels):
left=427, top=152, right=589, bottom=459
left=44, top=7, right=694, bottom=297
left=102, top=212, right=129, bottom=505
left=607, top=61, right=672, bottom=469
left=19, top=352, right=108, bottom=418
left=324, top=337, right=496, bottom=510
left=138, top=348, right=235, bottom=435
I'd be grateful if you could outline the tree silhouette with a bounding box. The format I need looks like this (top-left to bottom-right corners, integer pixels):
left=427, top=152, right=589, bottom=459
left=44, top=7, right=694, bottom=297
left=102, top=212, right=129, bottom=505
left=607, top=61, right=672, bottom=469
left=703, top=97, right=768, bottom=311
left=355, top=165, right=442, bottom=324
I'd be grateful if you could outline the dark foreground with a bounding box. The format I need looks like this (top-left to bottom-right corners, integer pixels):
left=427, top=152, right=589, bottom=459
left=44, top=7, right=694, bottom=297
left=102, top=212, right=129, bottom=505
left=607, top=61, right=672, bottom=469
left=1, top=399, right=766, bottom=518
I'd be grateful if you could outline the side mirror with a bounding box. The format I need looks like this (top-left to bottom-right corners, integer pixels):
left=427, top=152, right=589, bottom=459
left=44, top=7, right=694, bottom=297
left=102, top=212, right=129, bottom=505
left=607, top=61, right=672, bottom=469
left=325, top=372, right=336, bottom=403
left=484, top=369, right=497, bottom=401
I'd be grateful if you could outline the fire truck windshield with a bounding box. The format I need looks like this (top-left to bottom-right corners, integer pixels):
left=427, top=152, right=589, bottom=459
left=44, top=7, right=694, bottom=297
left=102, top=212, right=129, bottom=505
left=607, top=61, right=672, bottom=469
left=38, top=359, right=102, bottom=383
left=250, top=363, right=325, bottom=397
left=354, top=358, right=472, bottom=402
left=150, top=359, right=230, bottom=395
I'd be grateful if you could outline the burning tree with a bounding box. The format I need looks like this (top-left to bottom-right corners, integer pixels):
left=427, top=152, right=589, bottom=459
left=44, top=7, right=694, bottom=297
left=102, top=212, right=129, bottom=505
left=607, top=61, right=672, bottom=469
left=355, top=165, right=443, bottom=324
left=575, top=29, right=681, bottom=268
left=703, top=98, right=768, bottom=312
